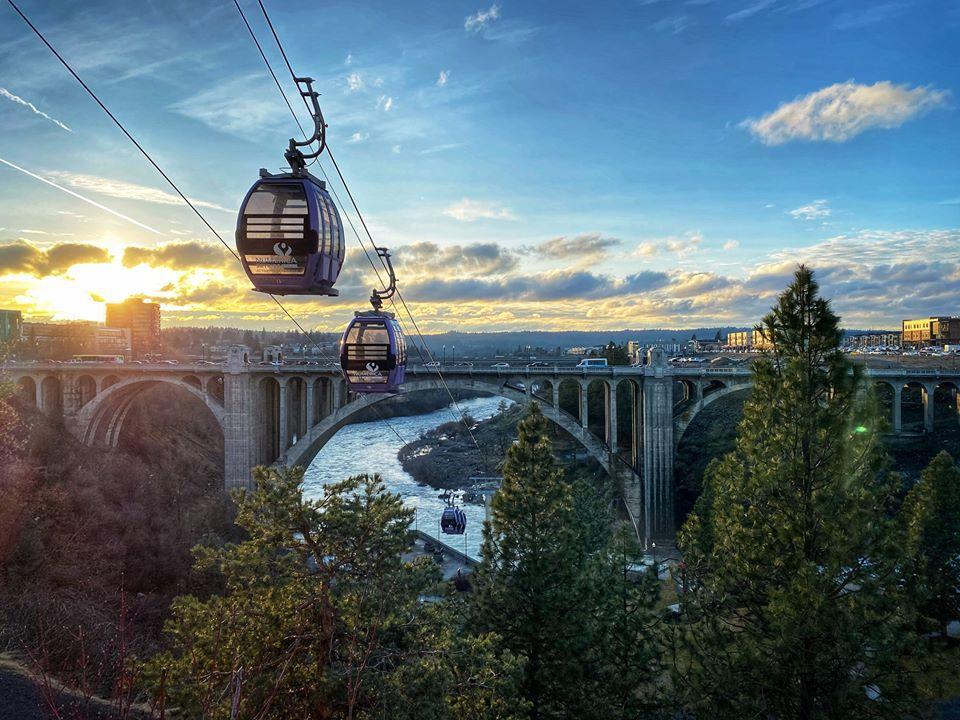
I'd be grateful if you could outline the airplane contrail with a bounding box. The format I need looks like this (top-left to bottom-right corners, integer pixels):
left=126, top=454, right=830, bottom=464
left=0, top=87, right=72, bottom=132
left=0, top=155, right=162, bottom=235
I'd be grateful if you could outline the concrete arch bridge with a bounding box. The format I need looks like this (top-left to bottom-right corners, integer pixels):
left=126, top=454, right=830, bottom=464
left=5, top=347, right=958, bottom=547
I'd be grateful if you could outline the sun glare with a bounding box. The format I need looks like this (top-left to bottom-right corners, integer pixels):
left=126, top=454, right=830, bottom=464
left=19, top=260, right=181, bottom=322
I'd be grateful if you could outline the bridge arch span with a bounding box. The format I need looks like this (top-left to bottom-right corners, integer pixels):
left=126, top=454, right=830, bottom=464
left=74, top=375, right=226, bottom=448
left=283, top=377, right=618, bottom=478
left=674, top=381, right=752, bottom=445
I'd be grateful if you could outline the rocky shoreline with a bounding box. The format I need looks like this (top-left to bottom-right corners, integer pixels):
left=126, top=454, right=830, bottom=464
left=398, top=401, right=525, bottom=490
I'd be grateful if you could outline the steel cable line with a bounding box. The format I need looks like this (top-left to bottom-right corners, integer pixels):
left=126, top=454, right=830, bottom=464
left=255, top=0, right=484, bottom=455
left=6, top=0, right=410, bottom=448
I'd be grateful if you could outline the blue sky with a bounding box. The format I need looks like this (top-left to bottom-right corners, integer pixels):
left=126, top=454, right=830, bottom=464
left=0, top=0, right=957, bottom=331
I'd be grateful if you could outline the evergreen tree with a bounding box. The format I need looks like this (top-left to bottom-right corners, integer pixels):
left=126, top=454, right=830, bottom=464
left=902, top=451, right=960, bottom=639
left=675, top=266, right=918, bottom=719
left=145, top=467, right=518, bottom=719
left=472, top=404, right=600, bottom=718
left=472, top=404, right=662, bottom=719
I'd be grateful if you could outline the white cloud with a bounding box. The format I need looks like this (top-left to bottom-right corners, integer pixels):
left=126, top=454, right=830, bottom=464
left=0, top=88, right=71, bottom=132
left=437, top=70, right=450, bottom=87
left=632, top=231, right=703, bottom=256
left=723, top=240, right=740, bottom=251
left=741, top=81, right=951, bottom=146
left=347, top=131, right=369, bottom=143
left=345, top=52, right=353, bottom=66
left=442, top=198, right=516, bottom=222
left=392, top=145, right=402, bottom=154
left=789, top=200, right=831, bottom=220
left=377, top=95, right=394, bottom=112
left=346, top=72, right=364, bottom=92
left=465, top=3, right=500, bottom=32
left=46, top=170, right=232, bottom=213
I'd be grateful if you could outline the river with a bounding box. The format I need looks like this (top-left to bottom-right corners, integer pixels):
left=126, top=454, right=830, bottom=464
left=302, top=395, right=511, bottom=560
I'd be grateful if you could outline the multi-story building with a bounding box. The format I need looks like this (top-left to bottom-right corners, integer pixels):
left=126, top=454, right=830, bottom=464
left=0, top=309, right=23, bottom=345
left=726, top=330, right=752, bottom=349
left=844, top=332, right=902, bottom=349
left=901, top=317, right=960, bottom=347
left=106, top=298, right=161, bottom=358
left=22, top=321, right=131, bottom=360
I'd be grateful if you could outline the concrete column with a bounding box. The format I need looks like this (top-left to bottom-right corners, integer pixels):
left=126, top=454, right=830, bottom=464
left=642, top=363, right=674, bottom=548
left=306, top=380, right=316, bottom=430
left=62, top=377, right=81, bottom=416
left=332, top=378, right=344, bottom=411
left=893, top=385, right=902, bottom=434
left=223, top=372, right=257, bottom=492
left=630, top=382, right=640, bottom=468
left=923, top=383, right=935, bottom=433
left=551, top=383, right=560, bottom=410
left=278, top=378, right=289, bottom=452
left=607, top=381, right=618, bottom=452
left=579, top=381, right=589, bottom=430
left=35, top=379, right=43, bottom=410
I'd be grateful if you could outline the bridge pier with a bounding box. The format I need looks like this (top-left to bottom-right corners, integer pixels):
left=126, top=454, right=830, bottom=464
left=893, top=385, right=902, bottom=434
left=923, top=382, right=936, bottom=433
left=641, top=349, right=675, bottom=547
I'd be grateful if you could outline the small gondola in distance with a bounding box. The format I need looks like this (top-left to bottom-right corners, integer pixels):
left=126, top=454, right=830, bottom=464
left=441, top=505, right=467, bottom=535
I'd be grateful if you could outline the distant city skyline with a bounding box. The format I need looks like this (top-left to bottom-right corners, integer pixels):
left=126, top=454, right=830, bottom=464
left=0, top=0, right=957, bottom=332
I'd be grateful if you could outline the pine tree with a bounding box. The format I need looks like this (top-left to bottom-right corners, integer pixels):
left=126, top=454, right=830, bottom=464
left=145, top=467, right=521, bottom=718
left=675, top=266, right=918, bottom=719
left=902, top=451, right=960, bottom=639
left=472, top=403, right=604, bottom=719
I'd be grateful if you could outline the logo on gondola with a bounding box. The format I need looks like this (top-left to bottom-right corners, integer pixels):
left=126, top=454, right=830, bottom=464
left=365, top=362, right=381, bottom=374
left=273, top=242, right=293, bottom=257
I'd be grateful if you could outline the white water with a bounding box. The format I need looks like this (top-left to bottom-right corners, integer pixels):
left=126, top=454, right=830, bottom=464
left=302, top=396, right=511, bottom=559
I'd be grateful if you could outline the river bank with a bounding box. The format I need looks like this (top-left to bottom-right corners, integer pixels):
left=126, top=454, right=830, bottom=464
left=397, top=401, right=525, bottom=489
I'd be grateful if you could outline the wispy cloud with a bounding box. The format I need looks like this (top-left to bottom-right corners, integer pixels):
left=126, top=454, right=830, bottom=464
left=419, top=142, right=464, bottom=155
left=46, top=170, right=232, bottom=213
left=437, top=70, right=450, bottom=87
left=723, top=240, right=740, bottom=251
left=376, top=95, right=394, bottom=112
left=789, top=200, right=831, bottom=220
left=442, top=198, right=517, bottom=222
left=0, top=156, right=161, bottom=235
left=465, top=3, right=500, bottom=32
left=536, top=233, right=621, bottom=264
left=347, top=131, right=369, bottom=143
left=650, top=15, right=690, bottom=34
left=0, top=87, right=71, bottom=132
left=726, top=0, right=777, bottom=22
left=741, top=80, right=951, bottom=146
left=170, top=74, right=286, bottom=137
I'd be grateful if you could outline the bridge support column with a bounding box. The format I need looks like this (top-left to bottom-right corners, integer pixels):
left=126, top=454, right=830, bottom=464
left=579, top=382, right=588, bottom=430
left=923, top=383, right=935, bottom=433
left=224, top=372, right=257, bottom=492
left=642, top=350, right=674, bottom=548
left=552, top=384, right=560, bottom=410
left=35, top=380, right=43, bottom=410
left=278, top=378, right=289, bottom=455
left=306, top=381, right=316, bottom=430
left=607, top=381, right=617, bottom=453
left=893, top=385, right=902, bottom=434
